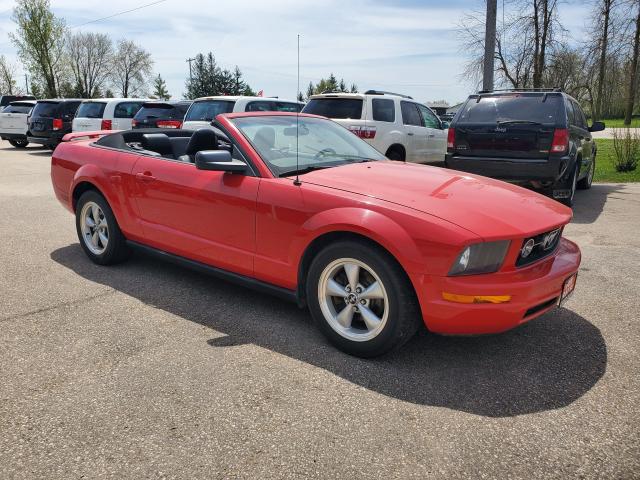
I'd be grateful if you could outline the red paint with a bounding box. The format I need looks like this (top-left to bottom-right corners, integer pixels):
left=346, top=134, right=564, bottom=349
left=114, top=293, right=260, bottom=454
left=51, top=112, right=581, bottom=335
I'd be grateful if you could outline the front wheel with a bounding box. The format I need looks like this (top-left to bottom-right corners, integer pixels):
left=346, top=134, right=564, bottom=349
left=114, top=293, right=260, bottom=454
left=306, top=240, right=422, bottom=357
left=8, top=139, right=29, bottom=148
left=75, top=190, right=130, bottom=265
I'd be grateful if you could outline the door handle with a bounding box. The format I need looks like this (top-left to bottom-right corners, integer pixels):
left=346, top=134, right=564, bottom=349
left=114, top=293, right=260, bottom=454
left=407, top=132, right=414, bottom=136
left=135, top=172, right=156, bottom=182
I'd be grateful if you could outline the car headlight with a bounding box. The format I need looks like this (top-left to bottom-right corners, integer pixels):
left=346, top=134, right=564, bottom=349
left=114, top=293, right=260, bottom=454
left=448, top=240, right=511, bottom=276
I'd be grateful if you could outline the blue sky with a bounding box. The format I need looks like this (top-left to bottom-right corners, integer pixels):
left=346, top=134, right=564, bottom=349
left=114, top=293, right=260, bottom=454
left=0, top=0, right=586, bottom=104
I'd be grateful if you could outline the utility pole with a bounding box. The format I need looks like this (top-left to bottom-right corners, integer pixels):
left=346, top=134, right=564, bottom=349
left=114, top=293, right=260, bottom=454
left=483, top=0, right=497, bottom=91
left=24, top=74, right=29, bottom=95
left=186, top=57, right=196, bottom=84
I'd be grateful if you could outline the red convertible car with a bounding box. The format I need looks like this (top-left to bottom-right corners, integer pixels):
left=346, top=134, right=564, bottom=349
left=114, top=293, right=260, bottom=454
left=51, top=112, right=581, bottom=357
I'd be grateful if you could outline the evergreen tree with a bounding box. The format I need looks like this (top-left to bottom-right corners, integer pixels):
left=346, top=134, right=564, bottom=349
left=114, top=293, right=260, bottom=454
left=152, top=73, right=170, bottom=99
left=185, top=52, right=253, bottom=98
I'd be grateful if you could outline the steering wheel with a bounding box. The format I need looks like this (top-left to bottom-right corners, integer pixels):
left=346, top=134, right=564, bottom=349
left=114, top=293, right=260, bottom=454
left=314, top=148, right=336, bottom=160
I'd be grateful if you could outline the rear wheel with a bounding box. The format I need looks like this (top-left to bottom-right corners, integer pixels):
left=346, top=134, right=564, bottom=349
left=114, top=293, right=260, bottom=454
left=75, top=191, right=130, bottom=265
left=553, top=163, right=578, bottom=208
left=8, top=139, right=28, bottom=148
left=306, top=240, right=422, bottom=357
left=577, top=156, right=595, bottom=190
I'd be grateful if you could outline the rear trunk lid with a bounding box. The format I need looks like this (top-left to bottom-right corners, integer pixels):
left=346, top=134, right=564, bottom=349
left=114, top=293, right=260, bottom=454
left=0, top=102, right=34, bottom=135
left=452, top=93, right=563, bottom=159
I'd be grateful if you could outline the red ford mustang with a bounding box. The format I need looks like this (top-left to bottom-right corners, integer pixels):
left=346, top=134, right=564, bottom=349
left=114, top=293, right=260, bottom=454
left=51, top=112, right=581, bottom=357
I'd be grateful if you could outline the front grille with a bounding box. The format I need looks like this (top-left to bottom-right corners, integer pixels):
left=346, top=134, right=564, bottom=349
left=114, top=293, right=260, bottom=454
left=516, top=227, right=562, bottom=267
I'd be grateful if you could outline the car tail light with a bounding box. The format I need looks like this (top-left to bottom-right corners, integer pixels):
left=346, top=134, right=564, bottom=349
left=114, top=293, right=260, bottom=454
left=447, top=127, right=456, bottom=150
left=551, top=128, right=569, bottom=153
left=157, top=120, right=182, bottom=129
left=52, top=118, right=63, bottom=131
left=131, top=119, right=138, bottom=127
left=101, top=119, right=112, bottom=130
left=348, top=125, right=376, bottom=139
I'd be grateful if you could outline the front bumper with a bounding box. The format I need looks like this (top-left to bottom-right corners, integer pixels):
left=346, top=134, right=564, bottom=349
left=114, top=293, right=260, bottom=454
left=411, top=238, right=581, bottom=335
left=446, top=153, right=571, bottom=182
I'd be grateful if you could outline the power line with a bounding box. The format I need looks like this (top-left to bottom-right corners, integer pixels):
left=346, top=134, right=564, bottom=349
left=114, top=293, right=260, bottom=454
left=70, top=0, right=168, bottom=29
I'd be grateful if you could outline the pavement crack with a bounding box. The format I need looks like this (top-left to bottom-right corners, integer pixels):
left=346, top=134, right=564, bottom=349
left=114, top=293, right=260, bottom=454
left=0, top=289, right=117, bottom=323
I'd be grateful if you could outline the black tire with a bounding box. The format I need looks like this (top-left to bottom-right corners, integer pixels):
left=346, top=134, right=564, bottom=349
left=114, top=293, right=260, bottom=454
left=306, top=240, right=422, bottom=357
left=75, top=190, right=130, bottom=265
left=385, top=147, right=404, bottom=161
left=554, top=163, right=578, bottom=208
left=8, top=139, right=28, bottom=148
left=577, top=155, right=595, bottom=190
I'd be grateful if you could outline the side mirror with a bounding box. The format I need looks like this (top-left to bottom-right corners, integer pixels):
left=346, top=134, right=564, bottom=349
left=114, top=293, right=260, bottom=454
left=195, top=150, right=246, bottom=173
left=441, top=121, right=450, bottom=129
left=589, top=121, right=605, bottom=132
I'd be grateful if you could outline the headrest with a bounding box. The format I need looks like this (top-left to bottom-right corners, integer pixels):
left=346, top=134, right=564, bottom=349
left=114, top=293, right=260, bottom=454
left=254, top=127, right=276, bottom=148
left=141, top=134, right=173, bottom=156
left=186, top=128, right=219, bottom=155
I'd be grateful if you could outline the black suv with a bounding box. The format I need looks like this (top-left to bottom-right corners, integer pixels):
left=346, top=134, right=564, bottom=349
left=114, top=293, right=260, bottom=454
left=445, top=89, right=605, bottom=206
left=132, top=101, right=192, bottom=129
left=27, top=99, right=83, bottom=149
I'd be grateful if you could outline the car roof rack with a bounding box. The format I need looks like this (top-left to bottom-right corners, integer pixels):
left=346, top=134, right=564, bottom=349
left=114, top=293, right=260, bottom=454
left=364, top=89, right=413, bottom=99
left=476, top=87, right=563, bottom=94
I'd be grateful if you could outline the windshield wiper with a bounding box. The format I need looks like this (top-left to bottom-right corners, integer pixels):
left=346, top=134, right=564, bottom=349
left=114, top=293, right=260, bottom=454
left=279, top=165, right=334, bottom=177
left=497, top=120, right=544, bottom=126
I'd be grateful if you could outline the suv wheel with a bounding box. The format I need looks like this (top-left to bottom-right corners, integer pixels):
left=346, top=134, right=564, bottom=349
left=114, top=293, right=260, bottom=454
left=75, top=191, right=130, bottom=265
left=8, top=139, right=28, bottom=148
left=577, top=156, right=595, bottom=190
left=385, top=146, right=405, bottom=161
left=306, top=240, right=421, bottom=357
left=555, top=164, right=578, bottom=207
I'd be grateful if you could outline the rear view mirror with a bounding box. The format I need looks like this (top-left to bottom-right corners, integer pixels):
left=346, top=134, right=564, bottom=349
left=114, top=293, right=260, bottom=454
left=195, top=150, right=246, bottom=173
left=589, top=121, right=605, bottom=132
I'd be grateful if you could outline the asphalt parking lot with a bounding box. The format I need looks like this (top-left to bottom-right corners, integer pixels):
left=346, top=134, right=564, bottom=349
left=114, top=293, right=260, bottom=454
left=1, top=140, right=639, bottom=479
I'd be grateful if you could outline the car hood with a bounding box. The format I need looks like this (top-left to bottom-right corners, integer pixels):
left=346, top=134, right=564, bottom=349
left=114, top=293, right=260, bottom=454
left=301, top=161, right=572, bottom=240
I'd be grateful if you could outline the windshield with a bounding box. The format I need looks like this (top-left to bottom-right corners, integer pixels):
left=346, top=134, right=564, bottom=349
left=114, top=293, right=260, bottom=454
left=457, top=94, right=562, bottom=124
left=185, top=100, right=236, bottom=122
left=76, top=102, right=107, bottom=119
left=31, top=102, right=60, bottom=118
left=303, top=98, right=363, bottom=119
left=231, top=116, right=386, bottom=177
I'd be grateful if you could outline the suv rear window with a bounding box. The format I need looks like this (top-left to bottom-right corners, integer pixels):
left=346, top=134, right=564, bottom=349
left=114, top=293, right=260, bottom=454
left=245, top=101, right=302, bottom=112
left=114, top=102, right=143, bottom=118
left=457, top=94, right=561, bottom=124
left=186, top=100, right=236, bottom=122
left=31, top=102, right=60, bottom=118
left=135, top=104, right=182, bottom=120
left=303, top=98, right=363, bottom=119
left=76, top=102, right=107, bottom=119
left=2, top=103, right=33, bottom=114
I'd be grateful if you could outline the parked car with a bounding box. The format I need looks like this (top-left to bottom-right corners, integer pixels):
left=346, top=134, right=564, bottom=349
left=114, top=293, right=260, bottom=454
left=0, top=95, right=35, bottom=108
left=182, top=96, right=303, bottom=131
left=445, top=89, right=605, bottom=207
left=132, top=101, right=192, bottom=129
left=302, top=90, right=447, bottom=163
left=51, top=112, right=580, bottom=358
left=27, top=99, right=83, bottom=149
left=72, top=98, right=148, bottom=132
left=0, top=99, right=37, bottom=147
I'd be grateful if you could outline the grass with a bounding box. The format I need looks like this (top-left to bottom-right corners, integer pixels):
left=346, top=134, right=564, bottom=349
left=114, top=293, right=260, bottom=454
left=594, top=139, right=640, bottom=182
left=600, top=118, right=640, bottom=128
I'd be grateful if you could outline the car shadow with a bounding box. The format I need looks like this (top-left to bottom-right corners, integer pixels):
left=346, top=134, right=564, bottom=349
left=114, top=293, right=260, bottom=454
left=572, top=183, right=624, bottom=224
left=50, top=244, right=607, bottom=418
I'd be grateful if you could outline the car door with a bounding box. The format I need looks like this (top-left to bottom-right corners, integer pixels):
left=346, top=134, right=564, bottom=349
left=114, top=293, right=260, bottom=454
left=417, top=104, right=447, bottom=163
left=570, top=99, right=593, bottom=174
left=131, top=152, right=259, bottom=276
left=113, top=102, right=144, bottom=130
left=400, top=101, right=428, bottom=162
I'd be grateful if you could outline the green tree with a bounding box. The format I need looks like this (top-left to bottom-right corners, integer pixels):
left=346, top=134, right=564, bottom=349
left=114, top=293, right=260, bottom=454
left=112, top=39, right=153, bottom=97
left=10, top=0, right=66, bottom=97
left=0, top=55, right=18, bottom=95
left=184, top=52, right=253, bottom=98
left=304, top=74, right=358, bottom=100
left=152, top=73, right=170, bottom=99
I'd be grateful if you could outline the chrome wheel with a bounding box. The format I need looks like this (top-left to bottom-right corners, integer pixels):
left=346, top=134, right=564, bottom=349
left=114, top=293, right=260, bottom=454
left=80, top=201, right=109, bottom=255
left=318, top=258, right=389, bottom=342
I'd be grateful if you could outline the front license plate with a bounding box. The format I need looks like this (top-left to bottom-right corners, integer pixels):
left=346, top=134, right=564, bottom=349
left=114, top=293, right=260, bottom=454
left=558, top=273, right=577, bottom=306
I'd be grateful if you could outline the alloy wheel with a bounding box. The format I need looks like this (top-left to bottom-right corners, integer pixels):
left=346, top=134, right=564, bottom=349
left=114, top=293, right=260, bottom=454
left=318, top=258, right=389, bottom=342
left=80, top=201, right=109, bottom=255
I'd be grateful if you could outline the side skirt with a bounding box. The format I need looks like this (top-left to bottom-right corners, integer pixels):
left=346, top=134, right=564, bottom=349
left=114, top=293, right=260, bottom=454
left=126, top=240, right=300, bottom=305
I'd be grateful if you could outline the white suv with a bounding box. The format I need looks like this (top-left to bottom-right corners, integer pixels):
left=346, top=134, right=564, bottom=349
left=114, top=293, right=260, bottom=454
left=0, top=100, right=37, bottom=148
left=72, top=98, right=149, bottom=132
left=302, top=90, right=447, bottom=163
left=182, top=96, right=304, bottom=131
